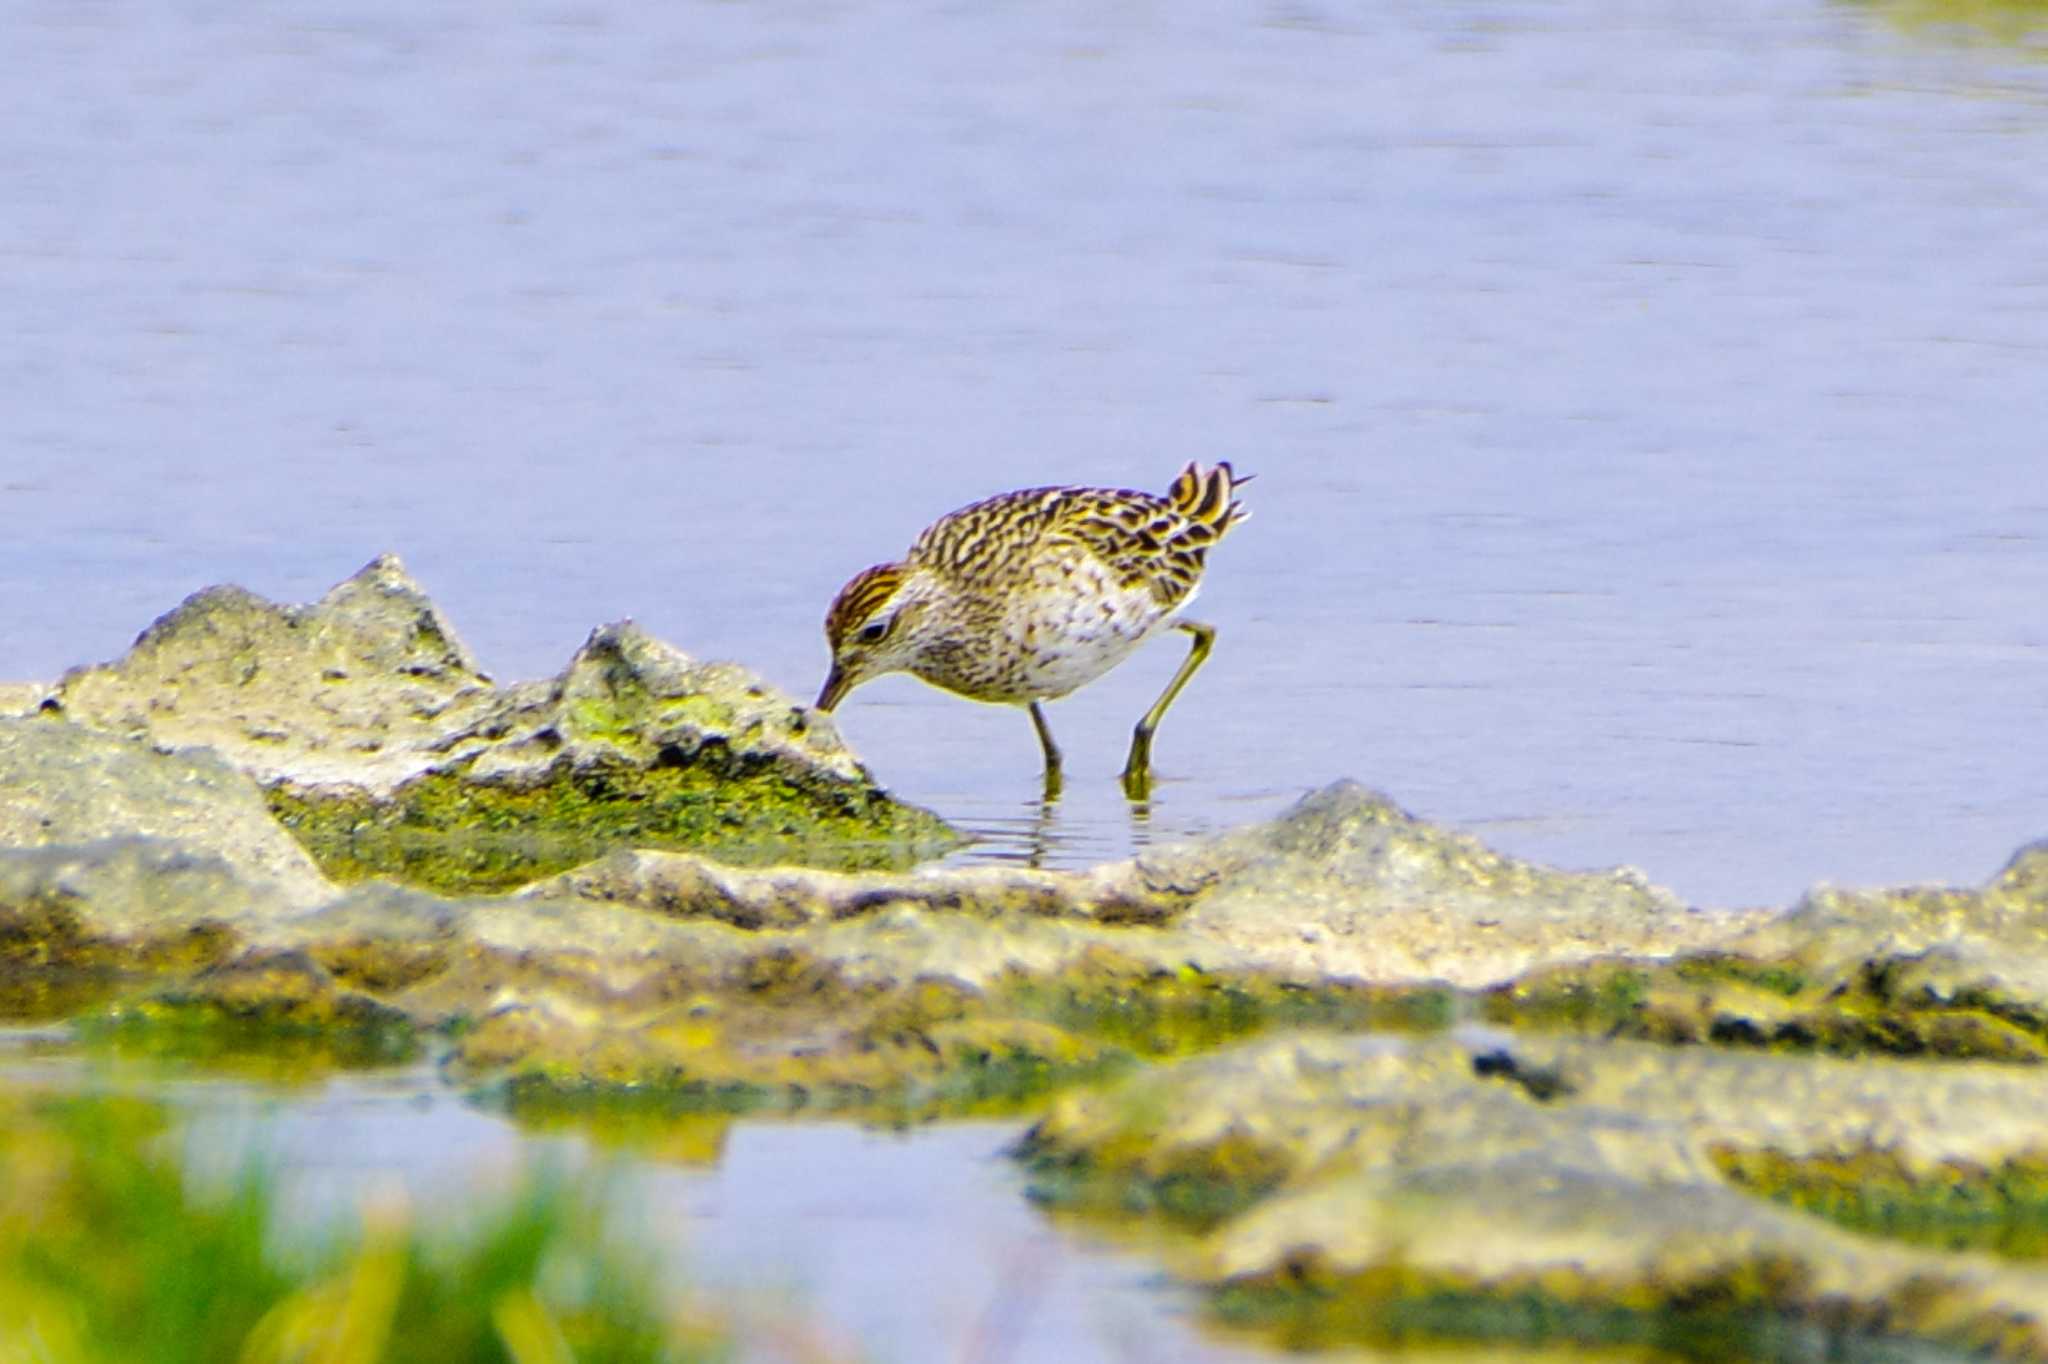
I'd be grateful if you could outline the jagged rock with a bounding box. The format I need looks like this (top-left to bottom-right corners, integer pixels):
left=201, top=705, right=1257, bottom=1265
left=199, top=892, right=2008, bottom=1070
left=0, top=716, right=331, bottom=907
left=1494, top=836, right=2048, bottom=1060
left=520, top=783, right=1769, bottom=988
left=1021, top=1029, right=2048, bottom=1358
left=1154, top=781, right=1773, bottom=988
left=2, top=732, right=2045, bottom=1119
left=0, top=839, right=286, bottom=945
left=43, top=555, right=957, bottom=890
left=519, top=842, right=1191, bottom=930
left=1733, top=839, right=2048, bottom=1019
left=0, top=838, right=267, bottom=1020
left=50, top=554, right=496, bottom=791
left=456, top=621, right=870, bottom=791
left=212, top=872, right=1155, bottom=1111
left=255, top=788, right=2048, bottom=1097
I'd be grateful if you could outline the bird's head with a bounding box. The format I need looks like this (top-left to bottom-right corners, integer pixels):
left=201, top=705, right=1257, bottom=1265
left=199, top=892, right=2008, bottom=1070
left=815, top=562, right=933, bottom=712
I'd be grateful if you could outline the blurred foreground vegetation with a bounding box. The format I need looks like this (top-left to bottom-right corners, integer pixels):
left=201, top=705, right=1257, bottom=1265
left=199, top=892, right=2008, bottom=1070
left=0, top=1088, right=739, bottom=1364
left=1851, top=0, right=2048, bottom=51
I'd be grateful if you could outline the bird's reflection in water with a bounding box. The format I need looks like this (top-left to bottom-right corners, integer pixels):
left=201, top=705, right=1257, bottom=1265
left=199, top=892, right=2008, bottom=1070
left=1125, top=792, right=1156, bottom=854
left=964, top=793, right=1067, bottom=870
left=946, top=784, right=1171, bottom=870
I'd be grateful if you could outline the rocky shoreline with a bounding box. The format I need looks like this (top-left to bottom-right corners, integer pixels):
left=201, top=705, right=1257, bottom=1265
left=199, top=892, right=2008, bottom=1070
left=6, top=557, right=2047, bottom=1359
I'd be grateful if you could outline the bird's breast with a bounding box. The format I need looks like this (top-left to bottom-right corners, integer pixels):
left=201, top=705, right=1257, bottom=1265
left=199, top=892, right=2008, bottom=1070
left=1000, top=558, right=1174, bottom=700
left=905, top=547, right=1180, bottom=704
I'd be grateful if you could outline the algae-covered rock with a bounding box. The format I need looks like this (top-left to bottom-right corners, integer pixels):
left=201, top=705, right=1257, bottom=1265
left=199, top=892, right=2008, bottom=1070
left=524, top=783, right=1757, bottom=988
left=314, top=791, right=2048, bottom=1106
left=272, top=879, right=1172, bottom=1112
left=50, top=555, right=494, bottom=789
left=44, top=556, right=957, bottom=891
left=3, top=726, right=2043, bottom=1129
left=0, top=697, right=322, bottom=1020
left=514, top=786, right=2048, bottom=1067
left=0, top=840, right=253, bottom=1020
left=80, top=947, right=420, bottom=1070
left=272, top=782, right=1764, bottom=1113
left=460, top=989, right=1124, bottom=1120
left=1742, top=840, right=2048, bottom=1023
left=1022, top=1030, right=2048, bottom=1357
left=520, top=841, right=1193, bottom=930
left=1491, top=839, right=2048, bottom=1061
left=0, top=716, right=331, bottom=908
left=125, top=823, right=1415, bottom=1113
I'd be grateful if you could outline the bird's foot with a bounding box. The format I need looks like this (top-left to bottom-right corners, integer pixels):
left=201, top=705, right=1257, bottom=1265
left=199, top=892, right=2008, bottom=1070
left=1041, top=761, right=1065, bottom=803
left=1119, top=731, right=1155, bottom=801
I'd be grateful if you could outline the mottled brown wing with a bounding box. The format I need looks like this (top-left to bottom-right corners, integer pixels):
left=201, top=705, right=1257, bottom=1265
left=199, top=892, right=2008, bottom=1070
left=908, top=485, right=1077, bottom=586
left=909, top=465, right=1248, bottom=608
left=1054, top=488, right=1212, bottom=608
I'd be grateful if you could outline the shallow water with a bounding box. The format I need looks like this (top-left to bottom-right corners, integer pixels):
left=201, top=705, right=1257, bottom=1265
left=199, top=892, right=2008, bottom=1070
left=5, top=2, right=2047, bottom=1357
left=3, top=1049, right=1294, bottom=1364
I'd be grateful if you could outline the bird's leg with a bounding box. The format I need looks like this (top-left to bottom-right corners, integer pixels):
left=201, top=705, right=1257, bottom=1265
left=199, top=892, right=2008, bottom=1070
left=1121, top=621, right=1215, bottom=800
left=1029, top=701, right=1064, bottom=801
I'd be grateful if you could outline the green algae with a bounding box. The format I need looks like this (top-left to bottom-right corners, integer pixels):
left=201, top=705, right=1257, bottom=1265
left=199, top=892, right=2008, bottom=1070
left=1486, top=962, right=1655, bottom=1031
left=1485, top=957, right=2048, bottom=1063
left=476, top=1012, right=1132, bottom=1125
left=482, top=1050, right=1134, bottom=1126
left=1003, top=962, right=1458, bottom=1058
left=0, top=970, right=124, bottom=1026
left=306, top=936, right=454, bottom=996
left=0, top=897, right=239, bottom=1024
left=1848, top=0, right=2048, bottom=54
left=904, top=1018, right=1135, bottom=1118
left=1673, top=955, right=1809, bottom=998
left=471, top=961, right=1460, bottom=1128
left=1713, top=1146, right=2048, bottom=1261
left=1019, top=1121, right=1296, bottom=1230
left=75, top=991, right=420, bottom=1074
left=455, top=958, right=1464, bottom=1129
left=265, top=758, right=959, bottom=894
left=491, top=1072, right=784, bottom=1118
left=1209, top=1262, right=1968, bottom=1363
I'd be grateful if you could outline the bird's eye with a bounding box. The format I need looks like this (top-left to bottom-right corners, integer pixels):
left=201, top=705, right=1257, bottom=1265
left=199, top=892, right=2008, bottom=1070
left=857, top=620, right=889, bottom=644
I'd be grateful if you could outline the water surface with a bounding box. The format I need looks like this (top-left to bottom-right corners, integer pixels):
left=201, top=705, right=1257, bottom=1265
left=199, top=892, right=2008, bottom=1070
left=7, top=1, right=2046, bottom=909
left=4, top=4, right=2047, bottom=1358
left=5, top=1048, right=1290, bottom=1364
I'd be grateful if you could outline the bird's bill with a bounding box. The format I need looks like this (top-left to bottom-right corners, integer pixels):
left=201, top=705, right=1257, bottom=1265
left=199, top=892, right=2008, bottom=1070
left=815, top=665, right=851, bottom=713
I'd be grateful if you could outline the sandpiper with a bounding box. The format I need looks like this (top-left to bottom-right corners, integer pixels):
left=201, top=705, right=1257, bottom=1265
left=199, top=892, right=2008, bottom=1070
left=815, top=462, right=1249, bottom=798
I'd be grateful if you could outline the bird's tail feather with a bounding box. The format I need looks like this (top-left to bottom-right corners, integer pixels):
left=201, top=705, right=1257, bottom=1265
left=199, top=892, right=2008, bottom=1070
left=1168, top=461, right=1252, bottom=533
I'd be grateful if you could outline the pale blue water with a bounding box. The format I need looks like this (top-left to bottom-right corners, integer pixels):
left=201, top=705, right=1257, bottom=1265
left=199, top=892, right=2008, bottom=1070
left=7, top=1051, right=1284, bottom=1364
left=7, top=1, right=2045, bottom=910
left=4, top=3, right=2047, bottom=1358
left=6, top=1, right=2046, bottom=910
